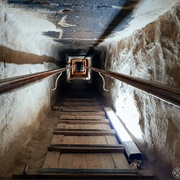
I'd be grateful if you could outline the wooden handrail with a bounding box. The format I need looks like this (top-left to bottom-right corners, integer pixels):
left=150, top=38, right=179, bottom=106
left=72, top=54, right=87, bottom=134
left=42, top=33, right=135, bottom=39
left=0, top=67, right=70, bottom=94
left=88, top=67, right=180, bottom=108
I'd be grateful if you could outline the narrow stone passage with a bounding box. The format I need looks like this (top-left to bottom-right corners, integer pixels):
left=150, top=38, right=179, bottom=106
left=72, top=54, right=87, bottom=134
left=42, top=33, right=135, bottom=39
left=11, top=81, right=153, bottom=179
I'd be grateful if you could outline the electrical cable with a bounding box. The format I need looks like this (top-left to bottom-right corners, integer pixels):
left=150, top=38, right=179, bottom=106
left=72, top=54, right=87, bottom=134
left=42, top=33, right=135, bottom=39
left=51, top=72, right=62, bottom=91
left=98, top=72, right=109, bottom=92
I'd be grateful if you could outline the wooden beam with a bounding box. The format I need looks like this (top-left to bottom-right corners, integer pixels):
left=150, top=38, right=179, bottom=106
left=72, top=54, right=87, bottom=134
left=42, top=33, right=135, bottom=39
left=54, top=128, right=113, bottom=131
left=53, top=129, right=115, bottom=136
left=65, top=98, right=97, bottom=102
left=37, top=168, right=137, bottom=174
left=60, top=111, right=105, bottom=115
left=48, top=144, right=124, bottom=153
left=60, top=115, right=106, bottom=120
left=60, top=106, right=103, bottom=111
left=63, top=102, right=100, bottom=106
left=58, top=120, right=109, bottom=124
left=13, top=173, right=154, bottom=179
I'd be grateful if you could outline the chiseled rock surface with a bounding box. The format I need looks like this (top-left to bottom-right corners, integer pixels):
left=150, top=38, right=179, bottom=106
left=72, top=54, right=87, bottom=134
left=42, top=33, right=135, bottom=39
left=103, top=3, right=180, bottom=178
left=0, top=47, right=58, bottom=177
left=0, top=3, right=58, bottom=176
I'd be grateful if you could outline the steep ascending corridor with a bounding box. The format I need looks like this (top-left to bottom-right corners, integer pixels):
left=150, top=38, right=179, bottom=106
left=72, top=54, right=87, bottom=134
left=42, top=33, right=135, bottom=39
left=0, top=0, right=180, bottom=179
left=12, top=81, right=153, bottom=179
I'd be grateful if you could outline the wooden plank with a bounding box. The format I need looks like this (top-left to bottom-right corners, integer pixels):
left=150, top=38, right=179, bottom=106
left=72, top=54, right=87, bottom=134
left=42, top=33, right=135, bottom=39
left=73, top=154, right=86, bottom=168
left=95, top=136, right=107, bottom=144
left=38, top=168, right=137, bottom=174
left=15, top=170, right=154, bottom=179
left=105, top=136, right=119, bottom=145
left=84, top=124, right=102, bottom=130
left=101, top=124, right=112, bottom=130
left=60, top=106, right=103, bottom=112
left=74, top=136, right=86, bottom=144
left=66, top=95, right=93, bottom=99
left=53, top=130, right=115, bottom=136
left=99, top=153, right=115, bottom=169
left=76, top=115, right=105, bottom=120
left=90, top=136, right=107, bottom=144
left=64, top=102, right=99, bottom=106
left=60, top=111, right=105, bottom=116
left=58, top=153, right=74, bottom=168
left=84, top=124, right=97, bottom=129
left=58, top=120, right=109, bottom=124
left=42, top=152, right=60, bottom=168
left=48, top=145, right=124, bottom=153
left=62, top=136, right=91, bottom=145
left=112, top=153, right=130, bottom=169
left=67, top=93, right=92, bottom=97
left=60, top=115, right=72, bottom=119
left=66, top=124, right=75, bottom=129
left=51, top=135, right=64, bottom=144
left=74, top=124, right=84, bottom=130
left=86, top=154, right=101, bottom=168
left=84, top=124, right=94, bottom=129
left=65, top=98, right=97, bottom=102
left=84, top=136, right=91, bottom=144
left=63, top=136, right=74, bottom=144
left=56, top=123, right=66, bottom=129
left=60, top=115, right=106, bottom=120
left=49, top=144, right=123, bottom=148
left=68, top=91, right=91, bottom=93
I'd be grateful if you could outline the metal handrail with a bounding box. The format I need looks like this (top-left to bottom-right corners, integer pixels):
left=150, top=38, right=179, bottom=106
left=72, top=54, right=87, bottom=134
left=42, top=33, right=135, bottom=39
left=0, top=67, right=70, bottom=94
left=88, top=67, right=180, bottom=108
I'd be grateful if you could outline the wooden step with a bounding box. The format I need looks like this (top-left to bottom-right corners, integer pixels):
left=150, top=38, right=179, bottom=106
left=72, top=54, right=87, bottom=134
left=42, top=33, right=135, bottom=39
left=41, top=152, right=130, bottom=169
left=51, top=135, right=119, bottom=145
left=57, top=123, right=111, bottom=130
left=38, top=168, right=138, bottom=174
left=60, top=111, right=105, bottom=116
left=58, top=120, right=109, bottom=124
left=12, top=89, right=154, bottom=180
left=65, top=98, right=97, bottom=102
left=14, top=170, right=154, bottom=179
left=53, top=129, right=116, bottom=136
left=60, top=106, right=103, bottom=112
left=48, top=144, right=124, bottom=153
left=60, top=115, right=106, bottom=120
left=67, top=95, right=93, bottom=98
left=67, top=92, right=92, bottom=95
left=67, top=93, right=93, bottom=98
left=63, top=102, right=99, bottom=106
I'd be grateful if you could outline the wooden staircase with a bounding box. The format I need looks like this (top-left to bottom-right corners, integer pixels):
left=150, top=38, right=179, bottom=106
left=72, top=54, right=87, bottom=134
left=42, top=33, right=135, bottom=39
left=13, top=81, right=153, bottom=179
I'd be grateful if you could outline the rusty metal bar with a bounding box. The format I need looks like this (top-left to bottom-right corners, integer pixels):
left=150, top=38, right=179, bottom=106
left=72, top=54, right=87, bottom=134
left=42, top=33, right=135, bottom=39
left=0, top=67, right=70, bottom=94
left=88, top=67, right=180, bottom=107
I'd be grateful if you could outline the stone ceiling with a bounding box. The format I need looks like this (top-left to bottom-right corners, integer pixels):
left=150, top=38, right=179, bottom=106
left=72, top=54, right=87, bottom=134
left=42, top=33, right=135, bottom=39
left=7, top=0, right=139, bottom=48
left=1, top=0, right=178, bottom=58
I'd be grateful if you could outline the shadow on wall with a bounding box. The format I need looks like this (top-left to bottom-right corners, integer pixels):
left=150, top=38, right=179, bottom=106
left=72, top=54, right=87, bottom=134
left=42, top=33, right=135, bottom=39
left=0, top=46, right=57, bottom=66
left=85, top=0, right=140, bottom=57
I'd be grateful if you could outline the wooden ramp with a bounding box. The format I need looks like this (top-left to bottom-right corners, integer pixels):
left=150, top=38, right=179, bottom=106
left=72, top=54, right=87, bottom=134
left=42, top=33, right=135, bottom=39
left=13, top=82, right=154, bottom=179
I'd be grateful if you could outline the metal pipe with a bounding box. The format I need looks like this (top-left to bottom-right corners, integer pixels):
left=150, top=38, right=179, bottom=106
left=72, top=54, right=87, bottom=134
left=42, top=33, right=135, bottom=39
left=88, top=67, right=180, bottom=107
left=0, top=67, right=70, bottom=94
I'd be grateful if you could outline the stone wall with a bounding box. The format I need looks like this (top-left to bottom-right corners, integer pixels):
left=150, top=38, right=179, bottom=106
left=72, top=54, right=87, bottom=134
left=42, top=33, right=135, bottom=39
left=0, top=47, right=58, bottom=176
left=0, top=3, right=60, bottom=176
left=103, top=3, right=180, bottom=176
